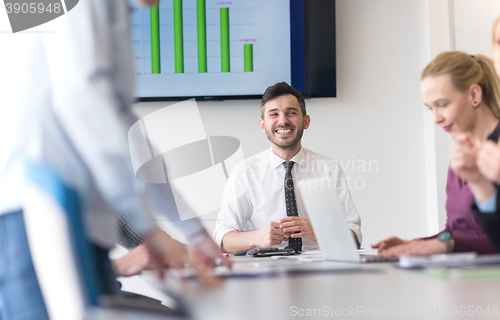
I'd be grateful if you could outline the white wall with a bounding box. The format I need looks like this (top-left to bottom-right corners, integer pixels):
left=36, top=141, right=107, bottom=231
left=420, top=0, right=455, bottom=235
left=134, top=0, right=432, bottom=248
left=452, top=0, right=500, bottom=55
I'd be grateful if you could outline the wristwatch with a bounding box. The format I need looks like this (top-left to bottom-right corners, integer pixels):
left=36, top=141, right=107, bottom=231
left=437, top=232, right=454, bottom=253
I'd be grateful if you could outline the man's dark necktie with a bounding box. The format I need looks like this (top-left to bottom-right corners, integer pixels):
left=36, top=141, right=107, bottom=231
left=283, top=161, right=302, bottom=253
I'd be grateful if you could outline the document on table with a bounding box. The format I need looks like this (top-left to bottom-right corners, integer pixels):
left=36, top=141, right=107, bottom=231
left=270, top=250, right=324, bottom=262
left=399, top=253, right=500, bottom=269
left=271, top=249, right=377, bottom=261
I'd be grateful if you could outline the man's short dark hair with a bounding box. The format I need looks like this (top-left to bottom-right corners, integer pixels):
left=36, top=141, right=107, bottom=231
left=261, top=82, right=306, bottom=119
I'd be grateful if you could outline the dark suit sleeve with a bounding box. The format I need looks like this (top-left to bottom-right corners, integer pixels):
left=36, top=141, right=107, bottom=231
left=469, top=126, right=500, bottom=253
left=116, top=211, right=144, bottom=250
left=116, top=211, right=188, bottom=252
left=471, top=188, right=500, bottom=253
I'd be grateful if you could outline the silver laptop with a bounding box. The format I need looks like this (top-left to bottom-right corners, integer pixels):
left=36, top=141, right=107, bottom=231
left=297, top=179, right=398, bottom=263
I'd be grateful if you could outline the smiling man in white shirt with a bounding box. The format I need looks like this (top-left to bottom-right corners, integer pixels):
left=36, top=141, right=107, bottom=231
left=213, top=82, right=362, bottom=254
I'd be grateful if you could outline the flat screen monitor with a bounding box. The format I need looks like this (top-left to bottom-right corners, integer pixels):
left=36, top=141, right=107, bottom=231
left=130, top=0, right=336, bottom=101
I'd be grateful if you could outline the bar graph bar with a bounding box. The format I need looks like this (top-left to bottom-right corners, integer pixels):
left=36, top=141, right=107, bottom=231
left=197, top=0, right=207, bottom=73
left=220, top=8, right=230, bottom=72
left=174, top=0, right=184, bottom=73
left=150, top=4, right=160, bottom=74
left=244, top=44, right=253, bottom=72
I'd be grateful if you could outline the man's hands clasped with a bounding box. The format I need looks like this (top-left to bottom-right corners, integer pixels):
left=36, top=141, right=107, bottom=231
left=253, top=217, right=316, bottom=248
left=280, top=216, right=317, bottom=242
left=253, top=222, right=290, bottom=247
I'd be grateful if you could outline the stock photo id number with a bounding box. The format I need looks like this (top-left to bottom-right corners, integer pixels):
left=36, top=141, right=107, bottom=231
left=3, top=0, right=79, bottom=32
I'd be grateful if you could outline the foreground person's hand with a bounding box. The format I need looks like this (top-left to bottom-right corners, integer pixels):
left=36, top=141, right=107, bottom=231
left=189, top=235, right=233, bottom=269
left=111, top=244, right=162, bottom=277
left=143, top=228, right=221, bottom=287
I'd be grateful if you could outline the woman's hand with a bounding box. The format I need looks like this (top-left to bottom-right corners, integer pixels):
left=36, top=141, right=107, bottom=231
left=372, top=237, right=410, bottom=252
left=449, top=133, right=482, bottom=183
left=449, top=135, right=496, bottom=202
left=377, top=239, right=447, bottom=257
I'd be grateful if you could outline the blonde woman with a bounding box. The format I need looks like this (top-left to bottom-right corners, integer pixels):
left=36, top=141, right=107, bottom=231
left=374, top=51, right=500, bottom=257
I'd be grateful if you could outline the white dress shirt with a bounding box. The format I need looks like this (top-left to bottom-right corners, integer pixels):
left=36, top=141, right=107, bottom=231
left=0, top=0, right=203, bottom=248
left=213, top=147, right=362, bottom=251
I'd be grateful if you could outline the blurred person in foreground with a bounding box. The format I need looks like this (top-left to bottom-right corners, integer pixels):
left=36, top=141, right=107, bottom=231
left=0, top=1, right=229, bottom=319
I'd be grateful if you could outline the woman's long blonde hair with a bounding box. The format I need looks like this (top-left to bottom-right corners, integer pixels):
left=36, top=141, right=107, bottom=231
left=421, top=51, right=500, bottom=119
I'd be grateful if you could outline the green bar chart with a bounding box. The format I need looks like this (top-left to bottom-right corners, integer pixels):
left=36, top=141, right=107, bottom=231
left=130, top=0, right=292, bottom=98
left=220, top=7, right=230, bottom=72
left=150, top=4, right=160, bottom=74
left=138, top=0, right=263, bottom=75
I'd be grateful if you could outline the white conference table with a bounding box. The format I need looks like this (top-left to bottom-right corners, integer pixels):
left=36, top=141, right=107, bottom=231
left=173, top=256, right=500, bottom=320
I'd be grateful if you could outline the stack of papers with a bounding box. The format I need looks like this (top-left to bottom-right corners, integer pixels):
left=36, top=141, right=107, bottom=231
left=399, top=253, right=500, bottom=269
left=271, top=250, right=325, bottom=262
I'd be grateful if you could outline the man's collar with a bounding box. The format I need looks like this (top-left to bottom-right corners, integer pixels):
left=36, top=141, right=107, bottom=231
left=268, top=147, right=306, bottom=170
